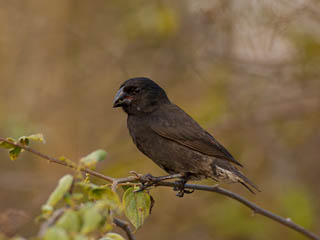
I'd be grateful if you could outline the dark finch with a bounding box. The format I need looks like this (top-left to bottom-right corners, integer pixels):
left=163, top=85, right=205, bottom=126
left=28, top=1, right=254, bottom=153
left=113, top=77, right=259, bottom=196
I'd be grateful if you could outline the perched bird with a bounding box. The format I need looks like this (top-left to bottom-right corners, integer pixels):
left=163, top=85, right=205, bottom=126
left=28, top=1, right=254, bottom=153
left=113, top=77, right=259, bottom=196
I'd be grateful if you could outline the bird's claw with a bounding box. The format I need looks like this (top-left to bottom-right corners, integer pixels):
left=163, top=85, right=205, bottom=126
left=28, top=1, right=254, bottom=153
left=184, top=189, right=194, bottom=194
left=173, top=179, right=193, bottom=197
left=139, top=173, right=159, bottom=184
left=130, top=171, right=142, bottom=178
left=175, top=188, right=194, bottom=197
left=134, top=173, right=159, bottom=192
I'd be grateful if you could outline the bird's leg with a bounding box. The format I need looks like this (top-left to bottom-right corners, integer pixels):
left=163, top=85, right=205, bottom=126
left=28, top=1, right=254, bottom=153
left=134, top=174, right=154, bottom=192
left=174, top=175, right=194, bottom=197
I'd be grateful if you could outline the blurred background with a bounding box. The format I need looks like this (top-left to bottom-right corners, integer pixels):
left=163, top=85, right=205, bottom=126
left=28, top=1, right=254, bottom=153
left=0, top=0, right=320, bottom=239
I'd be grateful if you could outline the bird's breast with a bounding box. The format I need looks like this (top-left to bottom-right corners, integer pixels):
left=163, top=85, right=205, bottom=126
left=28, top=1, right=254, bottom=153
left=127, top=115, right=213, bottom=177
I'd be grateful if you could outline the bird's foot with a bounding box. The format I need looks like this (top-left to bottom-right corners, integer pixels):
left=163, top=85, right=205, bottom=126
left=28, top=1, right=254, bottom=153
left=135, top=173, right=184, bottom=192
left=173, top=179, right=194, bottom=197
left=135, top=173, right=160, bottom=192
left=139, top=173, right=157, bottom=183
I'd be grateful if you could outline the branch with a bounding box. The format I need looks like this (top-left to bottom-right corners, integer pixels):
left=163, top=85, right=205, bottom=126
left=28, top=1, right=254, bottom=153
left=0, top=137, right=114, bottom=183
left=0, top=137, right=319, bottom=240
left=156, top=182, right=320, bottom=240
left=117, top=175, right=320, bottom=240
left=113, top=218, right=136, bottom=240
left=38, top=208, right=66, bottom=237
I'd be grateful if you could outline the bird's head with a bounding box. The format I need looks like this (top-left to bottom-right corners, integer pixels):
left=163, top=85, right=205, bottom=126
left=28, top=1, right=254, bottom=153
left=113, top=77, right=170, bottom=115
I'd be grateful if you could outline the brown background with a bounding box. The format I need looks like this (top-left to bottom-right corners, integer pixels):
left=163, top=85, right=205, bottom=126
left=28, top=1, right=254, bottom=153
left=0, top=1, right=319, bottom=239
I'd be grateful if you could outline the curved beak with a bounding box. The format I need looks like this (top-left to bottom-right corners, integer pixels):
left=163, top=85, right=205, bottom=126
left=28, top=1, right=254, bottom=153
left=113, top=87, right=131, bottom=108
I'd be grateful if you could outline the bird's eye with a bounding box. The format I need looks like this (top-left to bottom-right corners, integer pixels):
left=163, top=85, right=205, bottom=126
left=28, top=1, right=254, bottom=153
left=132, top=88, right=141, bottom=94
left=125, top=86, right=141, bottom=95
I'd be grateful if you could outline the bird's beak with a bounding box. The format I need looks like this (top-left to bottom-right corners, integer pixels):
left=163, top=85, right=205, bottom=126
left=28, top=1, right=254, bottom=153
left=113, top=87, right=131, bottom=108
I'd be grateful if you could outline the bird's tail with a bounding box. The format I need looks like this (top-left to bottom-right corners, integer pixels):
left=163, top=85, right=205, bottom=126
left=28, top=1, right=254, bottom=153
left=234, top=170, right=261, bottom=194
left=212, top=162, right=260, bottom=194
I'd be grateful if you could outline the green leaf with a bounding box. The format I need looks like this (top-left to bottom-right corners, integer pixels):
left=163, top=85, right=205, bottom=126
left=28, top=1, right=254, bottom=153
left=100, top=222, right=113, bottom=234
left=18, top=136, right=29, bottom=146
left=0, top=140, right=15, bottom=149
left=42, top=175, right=73, bottom=214
left=59, top=156, right=76, bottom=167
left=80, top=149, right=107, bottom=169
left=71, top=193, right=84, bottom=201
left=91, top=185, right=121, bottom=204
left=82, top=183, right=122, bottom=214
left=90, top=185, right=112, bottom=200
left=121, top=185, right=132, bottom=192
left=44, top=227, right=70, bottom=240
left=100, top=232, right=125, bottom=240
left=80, top=204, right=103, bottom=234
left=18, top=133, right=46, bottom=146
left=28, top=133, right=46, bottom=142
left=9, top=147, right=22, bottom=161
left=0, top=134, right=45, bottom=161
left=74, top=234, right=89, bottom=240
left=55, top=209, right=80, bottom=233
left=123, top=187, right=151, bottom=229
left=27, top=133, right=45, bottom=143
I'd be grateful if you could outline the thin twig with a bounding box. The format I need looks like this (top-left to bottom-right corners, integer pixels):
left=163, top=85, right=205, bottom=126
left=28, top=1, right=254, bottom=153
left=0, top=137, right=114, bottom=183
left=1, top=137, right=319, bottom=240
left=154, top=182, right=320, bottom=240
left=38, top=208, right=66, bottom=237
left=113, top=218, right=136, bottom=240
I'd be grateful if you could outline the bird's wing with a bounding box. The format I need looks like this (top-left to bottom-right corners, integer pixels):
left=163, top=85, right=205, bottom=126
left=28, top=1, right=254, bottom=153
left=150, top=104, right=243, bottom=167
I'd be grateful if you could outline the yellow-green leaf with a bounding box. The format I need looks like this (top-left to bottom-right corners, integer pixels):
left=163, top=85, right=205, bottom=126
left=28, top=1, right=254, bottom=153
left=18, top=133, right=45, bottom=146
left=80, top=149, right=107, bottom=169
left=77, top=183, right=122, bottom=212
left=55, top=209, right=80, bottom=233
left=9, top=147, right=22, bottom=161
left=90, top=185, right=121, bottom=204
left=59, top=156, right=76, bottom=167
left=27, top=133, right=46, bottom=143
left=74, top=234, right=89, bottom=240
left=0, top=140, right=15, bottom=149
left=123, top=187, right=151, bottom=229
left=100, top=222, right=113, bottom=234
left=44, top=227, right=70, bottom=240
left=42, top=175, right=73, bottom=214
left=18, top=136, right=29, bottom=146
left=100, top=232, right=125, bottom=240
left=80, top=204, right=103, bottom=234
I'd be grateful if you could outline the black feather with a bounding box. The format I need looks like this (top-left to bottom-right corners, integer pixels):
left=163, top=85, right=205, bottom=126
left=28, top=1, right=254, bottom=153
left=113, top=77, right=259, bottom=194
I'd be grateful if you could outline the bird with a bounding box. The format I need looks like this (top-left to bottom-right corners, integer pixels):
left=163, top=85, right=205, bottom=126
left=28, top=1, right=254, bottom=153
left=113, top=77, right=260, bottom=197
